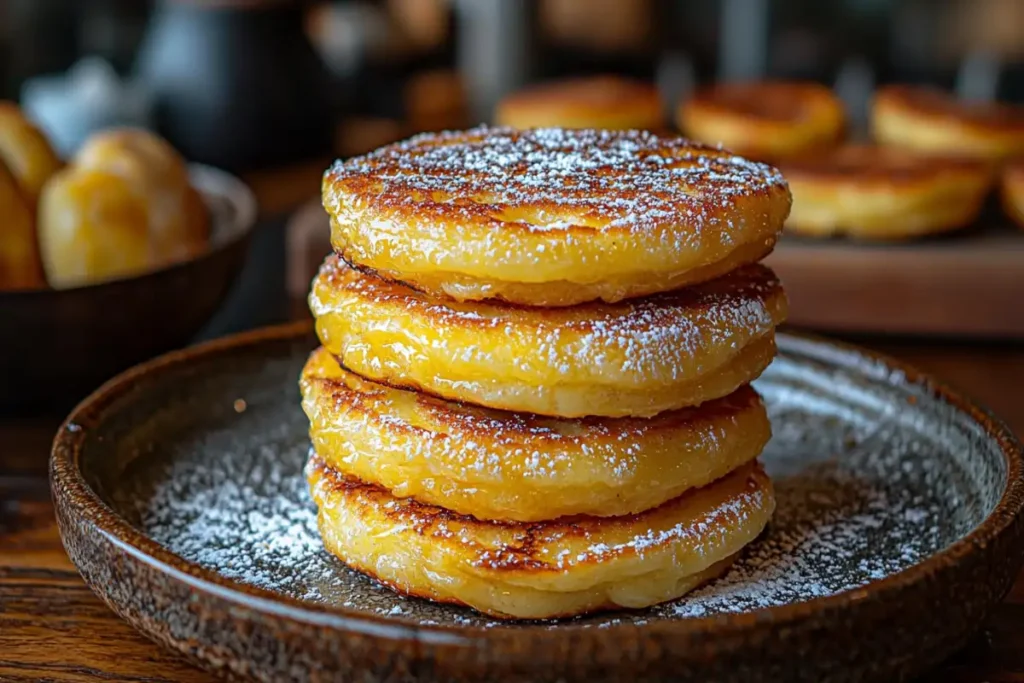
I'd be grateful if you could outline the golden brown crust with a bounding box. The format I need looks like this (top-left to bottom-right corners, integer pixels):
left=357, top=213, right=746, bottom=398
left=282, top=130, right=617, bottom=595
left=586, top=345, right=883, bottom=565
left=310, top=255, right=787, bottom=417
left=678, top=81, right=846, bottom=162
left=872, top=85, right=1024, bottom=162
left=301, top=346, right=771, bottom=521
left=323, top=126, right=790, bottom=306
left=1002, top=161, right=1024, bottom=229
left=308, top=455, right=774, bottom=619
left=781, top=145, right=991, bottom=239
left=495, top=76, right=665, bottom=131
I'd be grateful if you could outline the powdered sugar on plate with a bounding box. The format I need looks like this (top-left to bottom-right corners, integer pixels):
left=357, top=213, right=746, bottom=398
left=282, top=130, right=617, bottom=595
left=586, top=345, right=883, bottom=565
left=105, top=342, right=1003, bottom=628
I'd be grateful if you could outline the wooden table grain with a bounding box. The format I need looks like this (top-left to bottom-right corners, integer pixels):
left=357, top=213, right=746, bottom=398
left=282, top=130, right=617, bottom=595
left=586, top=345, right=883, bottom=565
left=2, top=337, right=1023, bottom=682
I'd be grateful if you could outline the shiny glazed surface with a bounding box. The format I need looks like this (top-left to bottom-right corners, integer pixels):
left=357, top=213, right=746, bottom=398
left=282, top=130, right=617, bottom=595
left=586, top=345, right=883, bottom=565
left=323, top=127, right=790, bottom=306
left=39, top=129, right=209, bottom=289
left=309, top=457, right=774, bottom=619
left=301, top=347, right=771, bottom=521
left=310, top=256, right=787, bottom=417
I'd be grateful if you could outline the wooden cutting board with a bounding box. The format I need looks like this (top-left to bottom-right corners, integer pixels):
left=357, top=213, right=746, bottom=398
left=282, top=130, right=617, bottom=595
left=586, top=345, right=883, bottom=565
left=765, top=224, right=1024, bottom=339
left=287, top=199, right=1024, bottom=339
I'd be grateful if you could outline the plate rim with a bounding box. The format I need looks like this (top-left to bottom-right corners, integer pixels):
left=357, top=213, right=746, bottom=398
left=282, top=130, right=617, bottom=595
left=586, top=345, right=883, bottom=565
left=50, top=321, right=1024, bottom=648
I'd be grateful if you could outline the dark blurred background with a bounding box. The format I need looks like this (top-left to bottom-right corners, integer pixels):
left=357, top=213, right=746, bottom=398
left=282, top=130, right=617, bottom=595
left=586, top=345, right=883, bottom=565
left=3, top=0, right=1021, bottom=339
left=4, top=1, right=1024, bottom=93
left=3, top=1, right=1022, bottom=159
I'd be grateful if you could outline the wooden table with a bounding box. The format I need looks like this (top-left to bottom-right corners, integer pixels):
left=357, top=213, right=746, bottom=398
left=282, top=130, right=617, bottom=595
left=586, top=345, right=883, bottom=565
left=2, top=335, right=1023, bottom=682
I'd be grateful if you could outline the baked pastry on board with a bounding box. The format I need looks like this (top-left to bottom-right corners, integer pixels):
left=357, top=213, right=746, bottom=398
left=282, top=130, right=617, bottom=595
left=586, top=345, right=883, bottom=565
left=678, top=81, right=845, bottom=162
left=872, top=85, right=1024, bottom=163
left=781, top=145, right=990, bottom=239
left=495, top=76, right=665, bottom=131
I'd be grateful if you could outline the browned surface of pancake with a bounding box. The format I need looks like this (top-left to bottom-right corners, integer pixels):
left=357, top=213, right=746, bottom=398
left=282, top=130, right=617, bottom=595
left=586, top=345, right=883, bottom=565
left=310, top=255, right=786, bottom=416
left=307, top=456, right=774, bottom=619
left=301, top=346, right=771, bottom=520
left=877, top=85, right=1024, bottom=131
left=322, top=126, right=790, bottom=306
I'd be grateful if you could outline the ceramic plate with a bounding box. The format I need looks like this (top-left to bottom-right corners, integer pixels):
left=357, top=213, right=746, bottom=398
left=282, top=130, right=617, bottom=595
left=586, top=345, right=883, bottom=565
left=52, top=324, right=1024, bottom=683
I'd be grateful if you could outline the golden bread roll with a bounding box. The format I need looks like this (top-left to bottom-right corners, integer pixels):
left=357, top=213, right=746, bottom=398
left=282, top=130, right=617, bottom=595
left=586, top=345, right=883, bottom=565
left=781, top=145, right=991, bottom=239
left=323, top=127, right=790, bottom=307
left=0, top=102, right=62, bottom=207
left=1002, top=160, right=1024, bottom=229
left=38, top=128, right=210, bottom=288
left=37, top=168, right=154, bottom=288
left=495, top=76, right=665, bottom=131
left=310, top=256, right=786, bottom=417
left=0, top=159, right=45, bottom=290
left=301, top=346, right=771, bottom=521
left=872, top=85, right=1024, bottom=163
left=75, top=128, right=208, bottom=261
left=678, top=81, right=846, bottom=162
left=308, top=456, right=774, bottom=619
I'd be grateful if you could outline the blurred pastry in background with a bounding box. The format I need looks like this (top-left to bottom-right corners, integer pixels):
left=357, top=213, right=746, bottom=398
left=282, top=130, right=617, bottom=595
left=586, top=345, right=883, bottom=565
left=494, top=76, right=664, bottom=131
left=0, top=160, right=45, bottom=290
left=37, top=168, right=154, bottom=289
left=404, top=69, right=469, bottom=133
left=781, top=145, right=990, bottom=240
left=38, top=128, right=209, bottom=289
left=74, top=129, right=209, bottom=260
left=0, top=102, right=63, bottom=208
left=872, top=85, right=1024, bottom=163
left=1002, top=160, right=1024, bottom=229
left=678, top=81, right=845, bottom=162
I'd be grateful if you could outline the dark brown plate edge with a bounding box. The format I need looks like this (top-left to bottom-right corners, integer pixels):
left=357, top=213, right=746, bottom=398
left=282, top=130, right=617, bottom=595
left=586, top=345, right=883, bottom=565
left=48, top=323, right=1024, bottom=654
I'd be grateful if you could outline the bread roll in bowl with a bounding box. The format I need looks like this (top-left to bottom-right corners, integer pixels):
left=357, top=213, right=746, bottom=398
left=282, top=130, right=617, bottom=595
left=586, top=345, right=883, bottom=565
left=0, top=159, right=44, bottom=290
left=0, top=102, right=62, bottom=207
left=38, top=128, right=210, bottom=289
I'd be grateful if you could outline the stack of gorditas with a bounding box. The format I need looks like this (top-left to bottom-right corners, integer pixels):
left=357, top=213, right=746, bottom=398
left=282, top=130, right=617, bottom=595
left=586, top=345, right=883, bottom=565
left=303, top=127, right=791, bottom=619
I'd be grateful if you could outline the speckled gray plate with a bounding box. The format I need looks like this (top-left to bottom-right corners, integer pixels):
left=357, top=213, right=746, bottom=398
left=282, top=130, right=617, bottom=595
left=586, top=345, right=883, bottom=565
left=52, top=324, right=1024, bottom=683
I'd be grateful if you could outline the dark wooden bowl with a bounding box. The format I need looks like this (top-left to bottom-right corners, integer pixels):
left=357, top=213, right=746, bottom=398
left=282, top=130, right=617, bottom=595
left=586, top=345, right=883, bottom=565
left=0, top=165, right=256, bottom=414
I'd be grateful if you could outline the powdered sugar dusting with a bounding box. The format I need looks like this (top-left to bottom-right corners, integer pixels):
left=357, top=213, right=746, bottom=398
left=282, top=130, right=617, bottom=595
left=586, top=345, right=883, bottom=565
left=324, top=126, right=787, bottom=235
left=313, top=257, right=783, bottom=384
left=101, top=341, right=1004, bottom=628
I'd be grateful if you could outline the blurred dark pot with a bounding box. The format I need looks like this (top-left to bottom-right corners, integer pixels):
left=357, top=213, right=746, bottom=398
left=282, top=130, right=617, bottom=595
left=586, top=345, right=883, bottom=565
left=135, top=0, right=334, bottom=171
